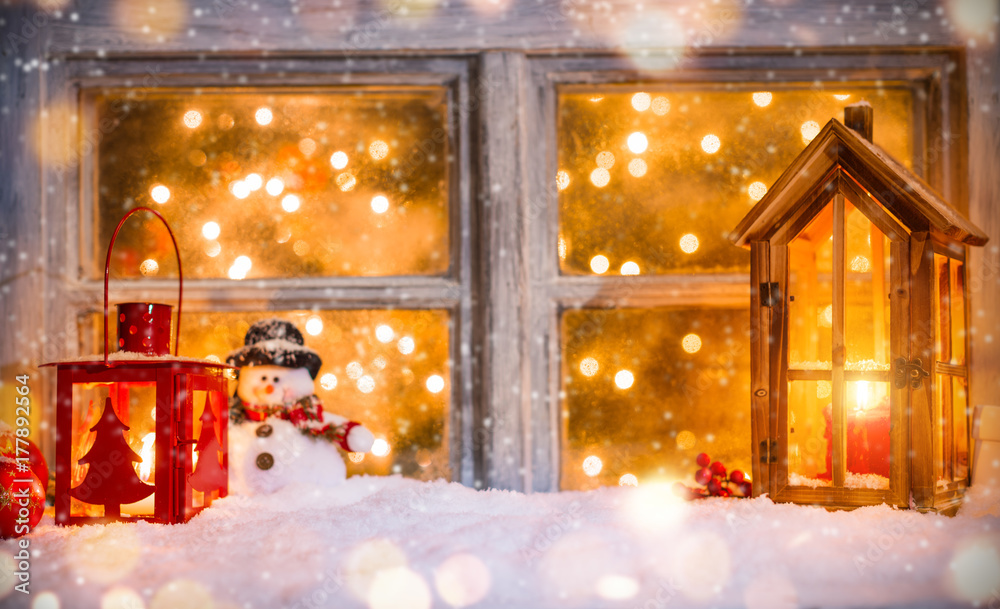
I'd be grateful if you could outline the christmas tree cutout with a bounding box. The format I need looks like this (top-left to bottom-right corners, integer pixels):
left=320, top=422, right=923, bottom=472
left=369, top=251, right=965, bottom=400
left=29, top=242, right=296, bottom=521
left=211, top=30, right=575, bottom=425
left=188, top=404, right=226, bottom=504
left=71, top=397, right=154, bottom=518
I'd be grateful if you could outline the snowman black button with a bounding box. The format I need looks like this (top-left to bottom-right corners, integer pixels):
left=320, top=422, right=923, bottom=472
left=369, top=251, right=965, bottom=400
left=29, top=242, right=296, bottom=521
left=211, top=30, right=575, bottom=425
left=255, top=424, right=273, bottom=438
left=256, top=452, right=275, bottom=470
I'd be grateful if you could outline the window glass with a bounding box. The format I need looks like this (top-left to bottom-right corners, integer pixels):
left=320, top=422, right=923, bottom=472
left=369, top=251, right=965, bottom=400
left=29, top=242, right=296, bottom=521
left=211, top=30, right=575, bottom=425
left=556, top=86, right=914, bottom=275
left=84, top=309, right=452, bottom=480
left=561, top=307, right=751, bottom=490
left=92, top=88, right=450, bottom=280
left=787, top=202, right=833, bottom=370
left=844, top=201, right=892, bottom=370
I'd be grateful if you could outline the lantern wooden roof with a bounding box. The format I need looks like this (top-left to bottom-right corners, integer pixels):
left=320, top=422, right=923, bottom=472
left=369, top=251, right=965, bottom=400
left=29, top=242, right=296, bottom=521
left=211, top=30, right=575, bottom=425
left=730, top=110, right=988, bottom=248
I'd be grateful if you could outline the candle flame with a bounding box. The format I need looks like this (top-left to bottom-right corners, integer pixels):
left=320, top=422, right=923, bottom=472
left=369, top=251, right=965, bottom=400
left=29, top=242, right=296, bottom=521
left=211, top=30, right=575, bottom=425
left=138, top=433, right=156, bottom=483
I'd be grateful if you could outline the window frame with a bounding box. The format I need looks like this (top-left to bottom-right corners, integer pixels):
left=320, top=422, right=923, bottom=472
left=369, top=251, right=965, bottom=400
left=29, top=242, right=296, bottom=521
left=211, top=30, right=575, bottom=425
left=46, top=55, right=480, bottom=485
left=523, top=50, right=966, bottom=491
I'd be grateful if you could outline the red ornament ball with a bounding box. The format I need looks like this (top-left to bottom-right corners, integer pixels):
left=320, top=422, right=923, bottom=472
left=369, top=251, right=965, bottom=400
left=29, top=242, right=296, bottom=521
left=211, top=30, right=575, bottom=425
left=696, top=453, right=711, bottom=468
left=730, top=469, right=745, bottom=484
left=695, top=467, right=713, bottom=486
left=0, top=459, right=46, bottom=539
left=0, top=432, right=47, bottom=492
left=707, top=478, right=723, bottom=496
left=739, top=481, right=753, bottom=497
left=710, top=461, right=727, bottom=477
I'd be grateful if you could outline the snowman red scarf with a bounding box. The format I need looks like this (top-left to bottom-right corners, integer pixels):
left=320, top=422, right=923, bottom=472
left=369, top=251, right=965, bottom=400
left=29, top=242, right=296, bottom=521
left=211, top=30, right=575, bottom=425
left=229, top=394, right=361, bottom=452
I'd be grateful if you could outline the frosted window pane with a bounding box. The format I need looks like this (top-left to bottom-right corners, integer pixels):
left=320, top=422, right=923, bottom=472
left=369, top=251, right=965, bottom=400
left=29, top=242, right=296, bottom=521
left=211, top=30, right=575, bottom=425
left=86, top=309, right=452, bottom=480
left=557, top=87, right=914, bottom=275
left=560, top=307, right=751, bottom=490
left=92, top=88, right=450, bottom=279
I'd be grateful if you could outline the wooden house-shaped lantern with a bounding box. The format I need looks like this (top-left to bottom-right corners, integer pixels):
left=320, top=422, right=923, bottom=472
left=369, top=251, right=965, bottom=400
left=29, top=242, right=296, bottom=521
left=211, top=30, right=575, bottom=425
left=730, top=103, right=988, bottom=513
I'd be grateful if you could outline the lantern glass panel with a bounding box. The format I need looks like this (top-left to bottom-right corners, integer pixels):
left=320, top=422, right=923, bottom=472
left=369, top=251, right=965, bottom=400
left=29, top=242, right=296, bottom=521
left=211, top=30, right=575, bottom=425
left=787, top=379, right=829, bottom=483
left=556, top=86, right=914, bottom=275
left=953, top=376, right=970, bottom=481
left=950, top=261, right=967, bottom=366
left=91, top=88, right=451, bottom=280
left=559, top=307, right=751, bottom=490
left=934, top=254, right=952, bottom=361
left=787, top=203, right=833, bottom=370
left=844, top=202, right=892, bottom=371
left=70, top=382, right=158, bottom=518
left=84, top=308, right=453, bottom=480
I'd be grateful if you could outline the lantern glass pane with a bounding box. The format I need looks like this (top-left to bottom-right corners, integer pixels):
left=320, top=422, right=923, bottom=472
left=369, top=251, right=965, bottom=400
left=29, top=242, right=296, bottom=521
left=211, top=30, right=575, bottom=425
left=86, top=309, right=453, bottom=481
left=935, top=373, right=951, bottom=482
left=934, top=254, right=952, bottom=361
left=90, top=88, right=451, bottom=280
left=559, top=307, right=751, bottom=490
left=843, top=201, right=892, bottom=372
left=787, top=203, right=833, bottom=370
left=70, top=382, right=158, bottom=518
left=953, top=376, right=970, bottom=482
left=556, top=86, right=914, bottom=275
left=787, top=379, right=830, bottom=484
left=950, top=261, right=967, bottom=366
left=844, top=381, right=890, bottom=488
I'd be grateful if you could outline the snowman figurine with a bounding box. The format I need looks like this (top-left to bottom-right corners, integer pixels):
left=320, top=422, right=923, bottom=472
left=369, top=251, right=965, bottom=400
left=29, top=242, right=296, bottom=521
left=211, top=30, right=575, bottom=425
left=226, top=319, right=375, bottom=495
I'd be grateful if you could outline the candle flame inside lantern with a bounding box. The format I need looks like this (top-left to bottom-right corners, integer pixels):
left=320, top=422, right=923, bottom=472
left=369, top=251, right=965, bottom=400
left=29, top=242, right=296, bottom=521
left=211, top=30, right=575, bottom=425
left=855, top=381, right=871, bottom=413
left=137, top=433, right=156, bottom=483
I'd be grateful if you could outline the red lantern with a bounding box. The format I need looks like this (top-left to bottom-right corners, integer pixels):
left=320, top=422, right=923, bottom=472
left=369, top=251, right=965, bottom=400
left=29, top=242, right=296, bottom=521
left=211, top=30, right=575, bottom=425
left=44, top=208, right=232, bottom=525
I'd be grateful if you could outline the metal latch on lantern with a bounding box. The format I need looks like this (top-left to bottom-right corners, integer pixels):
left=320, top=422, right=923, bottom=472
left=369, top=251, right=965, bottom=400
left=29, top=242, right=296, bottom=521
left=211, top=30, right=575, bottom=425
left=759, top=439, right=778, bottom=464
left=760, top=282, right=781, bottom=307
left=894, top=357, right=930, bottom=389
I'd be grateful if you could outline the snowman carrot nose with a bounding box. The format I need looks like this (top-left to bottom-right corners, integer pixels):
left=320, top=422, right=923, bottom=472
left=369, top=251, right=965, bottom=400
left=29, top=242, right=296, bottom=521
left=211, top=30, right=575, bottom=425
left=264, top=385, right=275, bottom=394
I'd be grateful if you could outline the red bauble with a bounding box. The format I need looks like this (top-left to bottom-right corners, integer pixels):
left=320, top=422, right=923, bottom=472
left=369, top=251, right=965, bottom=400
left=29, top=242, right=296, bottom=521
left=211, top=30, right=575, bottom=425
left=0, top=460, right=46, bottom=539
left=695, top=467, right=713, bottom=486
left=696, top=453, right=711, bottom=468
left=707, top=478, right=723, bottom=495
left=729, top=470, right=745, bottom=485
left=0, top=433, right=47, bottom=493
left=739, top=481, right=753, bottom=497
left=710, top=461, right=727, bottom=478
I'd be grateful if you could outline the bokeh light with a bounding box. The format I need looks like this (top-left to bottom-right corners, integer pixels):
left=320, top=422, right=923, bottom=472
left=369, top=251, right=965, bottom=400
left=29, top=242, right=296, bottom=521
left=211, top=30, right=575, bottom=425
left=752, top=92, right=772, bottom=107
left=358, top=375, right=375, bottom=393
left=101, top=587, right=146, bottom=609
left=369, top=567, right=431, bottom=609
left=582, top=455, right=603, bottom=476
left=701, top=134, right=721, bottom=153
left=376, top=324, right=395, bottom=343
left=618, top=473, right=638, bottom=486
left=679, top=233, right=700, bottom=254
left=556, top=170, right=571, bottom=191
left=255, top=107, right=273, bottom=125
left=631, top=92, right=651, bottom=111
left=265, top=177, right=284, bottom=196
left=589, top=168, right=610, bottom=188
left=346, top=362, right=364, bottom=379
left=676, top=430, right=697, bottom=450
left=620, top=261, right=640, bottom=276
left=371, top=195, right=390, bottom=214
left=801, top=120, right=821, bottom=142
left=150, top=184, right=170, bottom=204
left=230, top=181, right=250, bottom=199
left=398, top=337, right=415, bottom=355
left=434, top=554, right=492, bottom=608
left=305, top=316, right=324, bottom=336
left=281, top=194, right=301, bottom=213
left=626, top=132, right=648, bottom=154
left=596, top=151, right=616, bottom=169
left=201, top=221, right=220, bottom=240
left=596, top=575, right=639, bottom=600
left=580, top=357, right=599, bottom=377
left=651, top=96, right=670, bottom=115
left=682, top=333, right=702, bottom=353
left=426, top=374, right=445, bottom=393
left=330, top=151, right=349, bottom=169
left=372, top=439, right=391, bottom=457
left=615, top=370, right=634, bottom=389
left=139, top=259, right=159, bottom=276
left=182, top=110, right=203, bottom=128
left=590, top=255, right=610, bottom=274
left=320, top=373, right=338, bottom=390
left=748, top=181, right=768, bottom=202
left=369, top=140, right=390, bottom=160
left=245, top=173, right=263, bottom=191
left=627, top=158, right=647, bottom=177
left=850, top=255, right=872, bottom=273
left=336, top=172, right=357, bottom=192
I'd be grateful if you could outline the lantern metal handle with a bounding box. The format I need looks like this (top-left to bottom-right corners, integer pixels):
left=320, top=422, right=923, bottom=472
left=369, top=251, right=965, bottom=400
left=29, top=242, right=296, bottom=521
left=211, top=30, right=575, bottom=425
left=103, top=206, right=183, bottom=366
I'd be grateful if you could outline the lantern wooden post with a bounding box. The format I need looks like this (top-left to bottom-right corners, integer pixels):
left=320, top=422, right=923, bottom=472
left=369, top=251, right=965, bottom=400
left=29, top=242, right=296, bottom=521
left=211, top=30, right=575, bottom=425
left=730, top=104, right=989, bottom=512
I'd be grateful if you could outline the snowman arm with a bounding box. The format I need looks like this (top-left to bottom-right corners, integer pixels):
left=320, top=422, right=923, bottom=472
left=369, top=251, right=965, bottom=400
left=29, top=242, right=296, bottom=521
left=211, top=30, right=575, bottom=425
left=339, top=422, right=375, bottom=453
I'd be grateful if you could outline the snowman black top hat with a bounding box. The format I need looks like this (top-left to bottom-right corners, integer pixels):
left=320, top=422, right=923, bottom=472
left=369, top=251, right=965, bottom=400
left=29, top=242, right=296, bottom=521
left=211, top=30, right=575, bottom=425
left=226, top=318, right=323, bottom=379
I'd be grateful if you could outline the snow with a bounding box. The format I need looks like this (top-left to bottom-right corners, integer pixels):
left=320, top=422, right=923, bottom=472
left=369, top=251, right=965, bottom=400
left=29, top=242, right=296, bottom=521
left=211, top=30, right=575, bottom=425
left=3, top=478, right=1000, bottom=609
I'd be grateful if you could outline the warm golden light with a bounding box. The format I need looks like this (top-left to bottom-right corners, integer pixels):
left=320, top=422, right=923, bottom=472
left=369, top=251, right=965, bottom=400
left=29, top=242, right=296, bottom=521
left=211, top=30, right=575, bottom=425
left=281, top=194, right=301, bottom=213
left=320, top=373, right=338, bottom=390
left=205, top=241, right=222, bottom=257
left=819, top=304, right=833, bottom=328
left=202, top=221, right=220, bottom=240
left=701, top=134, right=721, bottom=154
left=651, top=96, right=670, bottom=115
left=590, top=254, right=610, bottom=274
left=426, top=374, right=445, bottom=394
left=372, top=355, right=388, bottom=370
left=150, top=184, right=170, bottom=204
left=245, top=173, right=263, bottom=191
left=582, top=455, right=603, bottom=477
left=801, top=120, right=821, bottom=142
left=137, top=433, right=156, bottom=483
left=817, top=380, right=832, bottom=399
left=752, top=92, right=772, bottom=107
left=139, top=259, right=159, bottom=276
left=182, top=110, right=203, bottom=128
left=298, top=138, right=317, bottom=156
left=346, top=362, right=364, bottom=380
left=626, top=132, right=648, bottom=154
left=397, top=337, right=415, bottom=355
left=348, top=452, right=365, bottom=463
left=615, top=370, right=634, bottom=389
left=265, top=177, right=284, bottom=196
left=679, top=233, right=700, bottom=254
left=330, top=151, right=349, bottom=169
left=618, top=473, right=638, bottom=487
left=376, top=324, right=395, bottom=343
left=336, top=172, right=357, bottom=192
left=596, top=151, right=616, bottom=169
left=371, top=439, right=391, bottom=457
left=833, top=94, right=851, bottom=101
left=580, top=357, right=599, bottom=377
left=230, top=181, right=250, bottom=199
left=627, top=158, right=647, bottom=177
left=255, top=107, right=273, bottom=126
left=556, top=170, right=571, bottom=191
left=748, top=181, right=768, bottom=202
left=620, top=261, right=640, bottom=276
left=682, top=333, right=702, bottom=353
left=855, top=380, right=871, bottom=412
left=357, top=375, right=375, bottom=393
left=631, top=92, right=651, bottom=111
left=850, top=255, right=872, bottom=273
left=305, top=316, right=324, bottom=336
left=371, top=195, right=390, bottom=214
left=589, top=96, right=604, bottom=102
left=369, top=140, right=389, bottom=160
left=676, top=430, right=696, bottom=450
left=558, top=236, right=567, bottom=260
left=589, top=168, right=611, bottom=188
